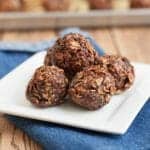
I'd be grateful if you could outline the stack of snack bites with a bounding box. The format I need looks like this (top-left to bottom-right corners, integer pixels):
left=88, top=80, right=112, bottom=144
left=26, top=33, right=135, bottom=110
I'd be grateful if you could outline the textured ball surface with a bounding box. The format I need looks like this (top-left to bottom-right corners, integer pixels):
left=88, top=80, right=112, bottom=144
left=26, top=66, right=68, bottom=107
left=69, top=65, right=116, bottom=110
left=44, top=33, right=98, bottom=79
left=97, top=55, right=135, bottom=93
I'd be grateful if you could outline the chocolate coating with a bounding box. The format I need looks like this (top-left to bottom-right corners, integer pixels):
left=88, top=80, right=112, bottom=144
left=0, top=0, right=24, bottom=12
left=26, top=66, right=68, bottom=107
left=44, top=33, right=98, bottom=79
left=88, top=0, right=112, bottom=9
left=130, top=0, right=150, bottom=8
left=69, top=65, right=116, bottom=110
left=42, top=0, right=70, bottom=11
left=97, top=55, right=135, bottom=93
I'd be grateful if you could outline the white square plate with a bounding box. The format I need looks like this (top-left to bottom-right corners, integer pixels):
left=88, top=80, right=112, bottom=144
left=0, top=52, right=149, bottom=135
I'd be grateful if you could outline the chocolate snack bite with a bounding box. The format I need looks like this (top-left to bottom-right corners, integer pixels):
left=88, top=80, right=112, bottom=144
left=0, top=0, right=24, bottom=12
left=88, top=0, right=112, bottom=9
left=26, top=66, right=68, bottom=107
left=69, top=65, right=116, bottom=110
left=97, top=55, right=135, bottom=93
left=44, top=33, right=98, bottom=79
left=42, top=0, right=70, bottom=11
left=130, top=0, right=150, bottom=8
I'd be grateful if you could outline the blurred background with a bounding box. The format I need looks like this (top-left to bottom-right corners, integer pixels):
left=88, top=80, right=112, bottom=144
left=0, top=0, right=150, bottom=29
left=0, top=0, right=149, bottom=12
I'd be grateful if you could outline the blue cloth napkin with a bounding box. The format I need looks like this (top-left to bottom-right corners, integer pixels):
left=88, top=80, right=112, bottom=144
left=0, top=28, right=149, bottom=150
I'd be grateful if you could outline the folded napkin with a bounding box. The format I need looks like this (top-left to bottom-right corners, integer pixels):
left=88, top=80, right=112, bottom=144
left=0, top=28, right=149, bottom=150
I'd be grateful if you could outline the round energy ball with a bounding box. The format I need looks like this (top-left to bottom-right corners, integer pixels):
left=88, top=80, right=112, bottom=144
left=26, top=66, right=68, bottom=107
left=68, top=65, right=116, bottom=110
left=130, top=0, right=150, bottom=8
left=42, top=0, right=70, bottom=11
left=88, top=0, right=112, bottom=9
left=0, top=0, right=24, bottom=12
left=44, top=33, right=98, bottom=79
left=97, top=55, right=135, bottom=93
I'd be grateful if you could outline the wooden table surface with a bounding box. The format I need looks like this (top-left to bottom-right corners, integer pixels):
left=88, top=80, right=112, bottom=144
left=0, top=27, right=150, bottom=150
